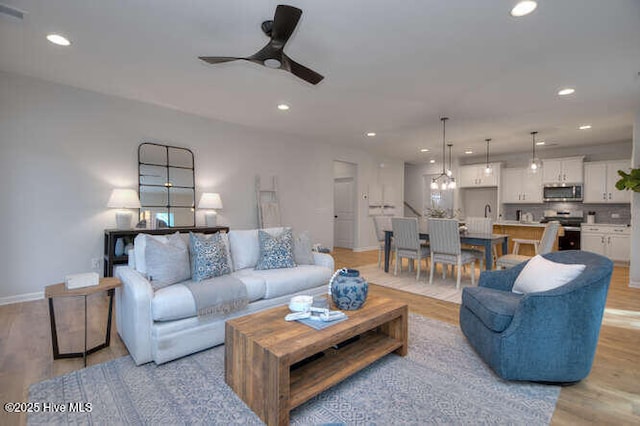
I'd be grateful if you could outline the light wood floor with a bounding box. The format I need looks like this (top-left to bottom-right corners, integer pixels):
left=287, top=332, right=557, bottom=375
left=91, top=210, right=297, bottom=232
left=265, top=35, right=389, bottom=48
left=1, top=248, right=638, bottom=425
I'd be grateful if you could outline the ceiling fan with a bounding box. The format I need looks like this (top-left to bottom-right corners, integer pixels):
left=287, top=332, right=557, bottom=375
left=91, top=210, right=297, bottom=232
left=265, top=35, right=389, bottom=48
left=199, top=5, right=324, bottom=85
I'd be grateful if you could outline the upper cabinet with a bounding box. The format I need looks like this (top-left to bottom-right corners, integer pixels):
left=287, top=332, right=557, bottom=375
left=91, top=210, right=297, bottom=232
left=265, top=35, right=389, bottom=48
left=501, top=167, right=543, bottom=203
left=458, top=163, right=501, bottom=188
left=542, top=157, right=584, bottom=184
left=584, top=160, right=631, bottom=203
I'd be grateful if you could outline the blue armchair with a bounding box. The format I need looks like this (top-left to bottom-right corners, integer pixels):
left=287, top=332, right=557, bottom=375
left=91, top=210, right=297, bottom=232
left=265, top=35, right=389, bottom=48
left=460, top=250, right=613, bottom=383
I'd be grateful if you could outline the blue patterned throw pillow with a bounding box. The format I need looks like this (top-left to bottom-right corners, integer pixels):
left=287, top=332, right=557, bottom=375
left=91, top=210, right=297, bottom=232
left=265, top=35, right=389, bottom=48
left=189, top=232, right=231, bottom=281
left=255, top=229, right=296, bottom=270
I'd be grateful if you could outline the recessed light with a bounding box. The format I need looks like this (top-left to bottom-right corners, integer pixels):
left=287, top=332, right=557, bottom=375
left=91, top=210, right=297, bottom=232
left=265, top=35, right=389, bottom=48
left=464, top=150, right=473, bottom=155
left=510, top=1, right=538, bottom=17
left=558, top=88, right=575, bottom=96
left=536, top=141, right=546, bottom=146
left=46, top=34, right=71, bottom=46
left=579, top=125, right=592, bottom=130
left=366, top=132, right=376, bottom=137
left=420, top=148, right=429, bottom=152
left=277, top=104, right=290, bottom=111
left=429, top=159, right=436, bottom=164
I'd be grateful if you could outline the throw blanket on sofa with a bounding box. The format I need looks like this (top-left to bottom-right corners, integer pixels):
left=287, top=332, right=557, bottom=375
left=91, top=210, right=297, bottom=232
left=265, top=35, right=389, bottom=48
left=184, top=275, right=248, bottom=318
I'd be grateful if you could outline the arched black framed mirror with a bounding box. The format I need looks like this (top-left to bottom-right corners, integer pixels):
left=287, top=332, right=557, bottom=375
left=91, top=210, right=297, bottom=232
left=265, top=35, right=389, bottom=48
left=138, top=143, right=195, bottom=227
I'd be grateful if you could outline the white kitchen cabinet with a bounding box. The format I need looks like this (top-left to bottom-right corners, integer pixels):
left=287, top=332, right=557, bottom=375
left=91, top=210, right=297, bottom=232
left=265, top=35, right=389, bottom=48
left=584, top=160, right=630, bottom=203
left=581, top=224, right=630, bottom=262
left=542, top=157, right=584, bottom=184
left=501, top=167, right=542, bottom=203
left=458, top=163, right=500, bottom=188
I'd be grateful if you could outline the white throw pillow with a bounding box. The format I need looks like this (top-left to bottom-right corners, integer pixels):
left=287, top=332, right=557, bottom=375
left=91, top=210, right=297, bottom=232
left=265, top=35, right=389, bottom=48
left=144, top=233, right=191, bottom=290
left=293, top=230, right=315, bottom=265
left=512, top=255, right=585, bottom=294
left=133, top=233, right=169, bottom=275
left=228, top=227, right=284, bottom=271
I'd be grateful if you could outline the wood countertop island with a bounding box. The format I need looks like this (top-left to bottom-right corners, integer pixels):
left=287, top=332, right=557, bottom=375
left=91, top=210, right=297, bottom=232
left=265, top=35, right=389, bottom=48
left=493, top=222, right=561, bottom=256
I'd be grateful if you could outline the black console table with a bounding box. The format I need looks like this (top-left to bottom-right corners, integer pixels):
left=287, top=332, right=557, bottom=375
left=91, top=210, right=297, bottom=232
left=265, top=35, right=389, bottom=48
left=103, top=226, right=229, bottom=277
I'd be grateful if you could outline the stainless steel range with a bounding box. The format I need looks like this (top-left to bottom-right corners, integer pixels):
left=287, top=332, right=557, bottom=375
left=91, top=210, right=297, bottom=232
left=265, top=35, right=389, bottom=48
left=539, top=210, right=583, bottom=250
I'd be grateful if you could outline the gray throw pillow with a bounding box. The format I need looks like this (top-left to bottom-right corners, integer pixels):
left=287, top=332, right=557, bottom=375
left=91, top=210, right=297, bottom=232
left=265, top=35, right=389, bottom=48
left=145, top=232, right=191, bottom=290
left=293, top=230, right=315, bottom=265
left=189, top=232, right=231, bottom=281
left=255, top=228, right=296, bottom=270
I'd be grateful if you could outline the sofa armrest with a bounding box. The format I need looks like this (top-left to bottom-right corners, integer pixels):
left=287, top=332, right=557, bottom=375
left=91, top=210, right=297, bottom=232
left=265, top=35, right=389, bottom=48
left=312, top=252, right=334, bottom=270
left=115, top=266, right=154, bottom=365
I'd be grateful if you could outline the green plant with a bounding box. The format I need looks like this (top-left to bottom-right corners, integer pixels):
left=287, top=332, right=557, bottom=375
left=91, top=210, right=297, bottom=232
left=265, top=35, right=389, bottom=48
left=615, top=168, right=640, bottom=192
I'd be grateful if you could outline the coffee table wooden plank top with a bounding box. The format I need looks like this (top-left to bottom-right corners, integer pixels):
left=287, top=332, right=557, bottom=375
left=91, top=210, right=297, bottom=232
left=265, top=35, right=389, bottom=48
left=225, top=294, right=408, bottom=426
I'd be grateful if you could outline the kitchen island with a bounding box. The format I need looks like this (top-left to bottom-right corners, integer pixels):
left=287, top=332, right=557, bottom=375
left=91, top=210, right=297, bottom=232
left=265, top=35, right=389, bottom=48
left=494, top=221, right=561, bottom=256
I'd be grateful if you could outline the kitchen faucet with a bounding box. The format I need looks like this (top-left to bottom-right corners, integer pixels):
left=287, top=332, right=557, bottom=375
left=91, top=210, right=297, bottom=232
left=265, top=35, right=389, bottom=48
left=484, top=204, right=492, bottom=218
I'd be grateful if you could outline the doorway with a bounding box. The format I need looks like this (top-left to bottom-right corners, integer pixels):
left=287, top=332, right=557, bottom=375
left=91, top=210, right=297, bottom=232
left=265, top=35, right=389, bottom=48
left=333, top=161, right=357, bottom=249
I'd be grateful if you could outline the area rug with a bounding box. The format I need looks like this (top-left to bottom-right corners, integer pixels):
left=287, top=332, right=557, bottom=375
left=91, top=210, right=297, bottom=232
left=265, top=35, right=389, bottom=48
left=29, top=315, right=559, bottom=425
left=357, top=262, right=480, bottom=304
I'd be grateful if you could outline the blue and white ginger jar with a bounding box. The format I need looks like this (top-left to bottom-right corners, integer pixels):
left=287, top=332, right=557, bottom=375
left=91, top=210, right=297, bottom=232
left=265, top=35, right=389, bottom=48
left=330, top=268, right=368, bottom=310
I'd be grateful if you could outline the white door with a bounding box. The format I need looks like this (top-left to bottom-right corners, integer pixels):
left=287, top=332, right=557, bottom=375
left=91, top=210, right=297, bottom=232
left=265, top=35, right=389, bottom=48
left=607, top=161, right=631, bottom=203
left=542, top=159, right=563, bottom=184
left=581, top=233, right=605, bottom=256
left=608, top=234, right=630, bottom=262
left=501, top=168, right=522, bottom=203
left=334, top=178, right=355, bottom=248
left=584, top=163, right=607, bottom=203
left=562, top=158, right=584, bottom=183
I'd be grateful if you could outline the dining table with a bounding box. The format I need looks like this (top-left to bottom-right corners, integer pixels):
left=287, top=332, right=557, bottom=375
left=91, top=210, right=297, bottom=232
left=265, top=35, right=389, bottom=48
left=383, top=229, right=509, bottom=273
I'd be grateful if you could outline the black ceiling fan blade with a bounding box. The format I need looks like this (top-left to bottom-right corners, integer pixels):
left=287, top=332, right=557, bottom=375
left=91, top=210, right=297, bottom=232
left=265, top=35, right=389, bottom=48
left=198, top=56, right=243, bottom=64
left=271, top=5, right=302, bottom=46
left=282, top=54, right=324, bottom=85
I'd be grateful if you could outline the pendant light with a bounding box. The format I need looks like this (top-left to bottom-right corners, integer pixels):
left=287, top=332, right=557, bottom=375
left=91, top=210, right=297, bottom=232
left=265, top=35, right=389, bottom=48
left=528, top=131, right=541, bottom=173
left=484, top=138, right=493, bottom=176
left=447, top=143, right=456, bottom=189
left=431, top=117, right=454, bottom=190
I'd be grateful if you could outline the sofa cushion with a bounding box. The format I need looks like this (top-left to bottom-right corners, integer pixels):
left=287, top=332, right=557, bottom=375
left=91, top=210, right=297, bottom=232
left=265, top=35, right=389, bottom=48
left=255, top=229, right=296, bottom=270
left=293, top=230, right=315, bottom=265
left=513, top=254, right=586, bottom=294
left=145, top=233, right=191, bottom=290
left=134, top=233, right=169, bottom=275
left=252, top=265, right=332, bottom=299
left=152, top=276, right=265, bottom=322
left=228, top=227, right=284, bottom=270
left=189, top=232, right=231, bottom=281
left=462, top=287, right=523, bottom=332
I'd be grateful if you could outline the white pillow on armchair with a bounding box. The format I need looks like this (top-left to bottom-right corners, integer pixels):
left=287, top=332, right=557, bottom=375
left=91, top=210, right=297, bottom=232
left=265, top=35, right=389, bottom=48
left=512, top=255, right=585, bottom=294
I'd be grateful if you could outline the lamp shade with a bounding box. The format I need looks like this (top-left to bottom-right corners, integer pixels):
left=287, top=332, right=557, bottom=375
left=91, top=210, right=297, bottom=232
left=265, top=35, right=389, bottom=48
left=198, top=193, right=223, bottom=210
left=107, top=189, right=141, bottom=209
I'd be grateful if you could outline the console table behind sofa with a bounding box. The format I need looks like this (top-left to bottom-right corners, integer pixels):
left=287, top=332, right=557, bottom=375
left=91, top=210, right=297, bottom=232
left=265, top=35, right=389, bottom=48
left=103, top=226, right=229, bottom=277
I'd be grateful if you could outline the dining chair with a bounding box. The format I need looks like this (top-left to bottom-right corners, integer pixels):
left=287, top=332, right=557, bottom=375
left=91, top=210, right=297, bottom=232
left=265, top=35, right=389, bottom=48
left=427, top=218, right=476, bottom=289
left=495, top=221, right=560, bottom=269
left=391, top=217, right=430, bottom=280
left=464, top=217, right=497, bottom=270
left=373, top=216, right=394, bottom=268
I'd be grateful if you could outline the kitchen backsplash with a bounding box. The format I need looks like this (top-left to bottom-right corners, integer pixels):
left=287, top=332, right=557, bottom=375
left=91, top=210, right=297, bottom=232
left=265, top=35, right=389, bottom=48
left=502, top=203, right=631, bottom=225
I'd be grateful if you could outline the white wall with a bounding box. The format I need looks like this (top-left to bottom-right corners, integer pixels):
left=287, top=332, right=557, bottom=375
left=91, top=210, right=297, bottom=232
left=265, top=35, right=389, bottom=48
left=630, top=109, right=640, bottom=288
left=0, top=71, right=401, bottom=301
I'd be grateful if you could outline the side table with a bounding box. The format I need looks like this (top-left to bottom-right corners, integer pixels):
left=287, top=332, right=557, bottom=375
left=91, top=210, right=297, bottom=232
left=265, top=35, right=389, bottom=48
left=44, top=277, right=122, bottom=367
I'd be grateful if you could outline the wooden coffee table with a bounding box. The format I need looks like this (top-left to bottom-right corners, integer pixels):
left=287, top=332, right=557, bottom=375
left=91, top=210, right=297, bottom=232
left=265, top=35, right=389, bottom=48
left=225, top=294, right=408, bottom=426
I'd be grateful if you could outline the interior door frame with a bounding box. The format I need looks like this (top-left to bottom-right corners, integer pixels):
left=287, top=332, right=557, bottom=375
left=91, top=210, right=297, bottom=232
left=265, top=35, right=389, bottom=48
left=333, top=160, right=358, bottom=249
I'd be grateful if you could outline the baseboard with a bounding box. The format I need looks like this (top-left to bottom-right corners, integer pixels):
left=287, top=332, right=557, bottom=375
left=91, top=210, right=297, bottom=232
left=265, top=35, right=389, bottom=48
left=353, top=246, right=379, bottom=252
left=630, top=279, right=640, bottom=289
left=0, top=291, right=44, bottom=306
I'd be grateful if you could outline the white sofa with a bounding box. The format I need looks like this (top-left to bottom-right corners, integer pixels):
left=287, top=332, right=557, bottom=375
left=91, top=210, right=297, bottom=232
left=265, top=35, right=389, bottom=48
left=115, top=228, right=334, bottom=365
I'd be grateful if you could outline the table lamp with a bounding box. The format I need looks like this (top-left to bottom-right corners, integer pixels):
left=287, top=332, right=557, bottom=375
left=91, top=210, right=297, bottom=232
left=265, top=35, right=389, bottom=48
left=198, top=192, right=223, bottom=226
left=107, top=189, right=141, bottom=229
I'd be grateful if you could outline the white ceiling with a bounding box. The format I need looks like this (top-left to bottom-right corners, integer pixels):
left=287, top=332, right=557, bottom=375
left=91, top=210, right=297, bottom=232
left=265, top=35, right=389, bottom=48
left=1, top=0, right=639, bottom=163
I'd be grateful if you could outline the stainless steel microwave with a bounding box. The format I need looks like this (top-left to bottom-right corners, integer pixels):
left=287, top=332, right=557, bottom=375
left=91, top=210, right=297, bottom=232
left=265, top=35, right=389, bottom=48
left=543, top=184, right=583, bottom=202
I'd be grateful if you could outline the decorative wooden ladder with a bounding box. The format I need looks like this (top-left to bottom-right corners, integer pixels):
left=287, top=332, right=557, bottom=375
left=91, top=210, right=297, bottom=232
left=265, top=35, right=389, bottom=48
left=256, top=175, right=281, bottom=228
